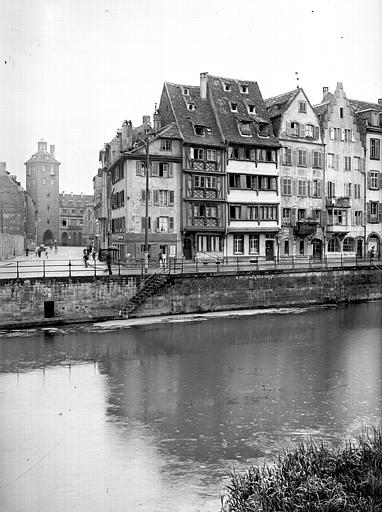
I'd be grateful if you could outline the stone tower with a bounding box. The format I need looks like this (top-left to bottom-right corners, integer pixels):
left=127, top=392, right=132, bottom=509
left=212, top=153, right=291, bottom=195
left=25, top=139, right=60, bottom=245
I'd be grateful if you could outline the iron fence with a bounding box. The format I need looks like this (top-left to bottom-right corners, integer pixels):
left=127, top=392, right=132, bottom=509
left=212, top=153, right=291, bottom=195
left=0, top=255, right=380, bottom=280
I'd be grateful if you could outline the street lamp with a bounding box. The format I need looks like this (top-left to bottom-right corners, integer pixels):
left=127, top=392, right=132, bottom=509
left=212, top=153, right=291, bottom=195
left=135, top=127, right=153, bottom=273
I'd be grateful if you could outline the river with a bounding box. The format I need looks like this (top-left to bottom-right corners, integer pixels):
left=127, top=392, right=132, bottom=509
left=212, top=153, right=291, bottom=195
left=0, top=302, right=381, bottom=512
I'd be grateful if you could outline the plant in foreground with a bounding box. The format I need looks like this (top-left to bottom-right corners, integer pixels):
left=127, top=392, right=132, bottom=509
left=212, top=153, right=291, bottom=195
left=221, top=428, right=382, bottom=511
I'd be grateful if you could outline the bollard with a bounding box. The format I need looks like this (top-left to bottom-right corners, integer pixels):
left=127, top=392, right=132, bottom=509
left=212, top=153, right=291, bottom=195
left=69, top=260, right=71, bottom=278
left=16, top=261, right=19, bottom=279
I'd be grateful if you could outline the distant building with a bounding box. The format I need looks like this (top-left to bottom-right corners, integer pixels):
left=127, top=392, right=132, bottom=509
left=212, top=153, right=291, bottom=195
left=0, top=162, right=27, bottom=237
left=25, top=139, right=60, bottom=245
left=59, top=192, right=94, bottom=246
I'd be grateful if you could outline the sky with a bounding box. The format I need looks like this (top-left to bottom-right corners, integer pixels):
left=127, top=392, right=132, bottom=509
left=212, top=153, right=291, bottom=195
left=1, top=0, right=381, bottom=194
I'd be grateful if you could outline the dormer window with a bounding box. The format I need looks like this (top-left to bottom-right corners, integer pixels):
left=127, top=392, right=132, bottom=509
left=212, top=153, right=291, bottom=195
left=188, top=103, right=196, bottom=111
left=258, top=123, right=269, bottom=137
left=238, top=120, right=252, bottom=136
left=230, top=102, right=238, bottom=112
left=240, top=84, right=249, bottom=94
left=194, top=125, right=205, bottom=136
left=224, top=83, right=231, bottom=92
left=183, top=87, right=190, bottom=96
left=248, top=104, right=256, bottom=114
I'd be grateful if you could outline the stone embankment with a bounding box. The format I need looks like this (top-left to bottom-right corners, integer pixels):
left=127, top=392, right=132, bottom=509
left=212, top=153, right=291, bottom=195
left=0, top=266, right=381, bottom=329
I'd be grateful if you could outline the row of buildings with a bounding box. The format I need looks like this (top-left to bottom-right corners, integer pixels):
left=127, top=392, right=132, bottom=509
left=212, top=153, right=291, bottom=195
left=95, top=74, right=382, bottom=262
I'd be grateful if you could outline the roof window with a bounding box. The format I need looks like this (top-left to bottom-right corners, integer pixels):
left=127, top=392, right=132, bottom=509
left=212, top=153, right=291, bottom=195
left=240, top=84, right=249, bottom=94
left=183, top=87, right=190, bottom=96
left=248, top=104, right=256, bottom=114
left=258, top=123, right=269, bottom=137
left=194, top=125, right=206, bottom=136
left=230, top=102, right=238, bottom=112
left=188, top=103, right=195, bottom=111
left=224, top=83, right=231, bottom=92
left=238, top=120, right=252, bottom=136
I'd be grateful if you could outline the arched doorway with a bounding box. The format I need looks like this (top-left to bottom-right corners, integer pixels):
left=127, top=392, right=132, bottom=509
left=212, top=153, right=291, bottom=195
left=356, top=237, right=364, bottom=258
left=311, top=238, right=323, bottom=260
left=367, top=234, right=380, bottom=258
left=72, top=232, right=77, bottom=246
left=61, top=232, right=68, bottom=246
left=43, top=229, right=53, bottom=245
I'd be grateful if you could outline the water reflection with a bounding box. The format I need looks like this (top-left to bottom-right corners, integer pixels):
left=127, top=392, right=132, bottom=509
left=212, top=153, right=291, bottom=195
left=0, top=303, right=381, bottom=512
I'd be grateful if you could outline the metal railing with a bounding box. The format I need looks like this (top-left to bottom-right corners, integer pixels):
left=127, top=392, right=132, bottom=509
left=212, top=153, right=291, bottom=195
left=0, top=255, right=380, bottom=280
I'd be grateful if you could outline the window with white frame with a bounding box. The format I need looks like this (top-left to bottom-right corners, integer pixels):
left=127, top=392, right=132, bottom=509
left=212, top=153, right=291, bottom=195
left=282, top=208, right=291, bottom=224
left=328, top=238, right=340, bottom=252
left=354, top=184, right=361, bottom=199
left=298, top=149, right=307, bottom=166
left=370, top=171, right=379, bottom=189
left=343, top=238, right=355, bottom=252
left=230, top=102, right=238, bottom=112
left=194, top=125, right=206, bottom=136
left=370, top=138, right=380, bottom=159
left=238, top=121, right=251, bottom=136
left=182, top=87, right=189, bottom=96
left=290, top=122, right=299, bottom=136
left=258, top=123, right=269, bottom=137
left=305, top=124, right=314, bottom=138
left=282, top=147, right=292, bottom=165
left=188, top=103, right=195, bottom=111
left=248, top=104, right=256, bottom=114
left=299, top=101, right=307, bottom=113
left=249, top=234, right=259, bottom=253
left=206, top=149, right=217, bottom=161
left=329, top=128, right=335, bottom=140
left=355, top=211, right=362, bottom=225
left=298, top=179, right=307, bottom=196
left=344, top=182, right=352, bottom=197
left=354, top=157, right=360, bottom=171
left=327, top=153, right=335, bottom=169
left=234, top=234, right=244, bottom=254
left=240, top=84, right=248, bottom=94
left=344, top=156, right=351, bottom=171
left=224, top=83, right=231, bottom=92
left=158, top=217, right=169, bottom=232
left=313, top=151, right=323, bottom=168
left=282, top=177, right=292, bottom=195
left=191, top=148, right=204, bottom=160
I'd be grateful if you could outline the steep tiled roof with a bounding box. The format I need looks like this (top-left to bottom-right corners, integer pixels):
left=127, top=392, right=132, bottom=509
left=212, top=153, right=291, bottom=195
left=349, top=99, right=382, bottom=113
left=24, top=150, right=60, bottom=165
left=207, top=74, right=280, bottom=147
left=162, top=82, right=224, bottom=147
left=264, top=89, right=300, bottom=118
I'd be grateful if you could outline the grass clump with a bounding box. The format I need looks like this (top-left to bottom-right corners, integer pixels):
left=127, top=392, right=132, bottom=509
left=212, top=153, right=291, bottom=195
left=221, top=428, right=382, bottom=511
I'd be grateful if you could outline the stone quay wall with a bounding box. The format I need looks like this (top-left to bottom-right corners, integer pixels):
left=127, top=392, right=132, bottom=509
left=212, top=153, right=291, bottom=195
left=0, top=267, right=380, bottom=328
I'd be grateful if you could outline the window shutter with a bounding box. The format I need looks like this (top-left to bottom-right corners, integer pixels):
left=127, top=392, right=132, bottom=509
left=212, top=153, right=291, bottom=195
left=141, top=189, right=146, bottom=201
left=292, top=148, right=297, bottom=165
left=291, top=208, right=297, bottom=226
left=335, top=155, right=339, bottom=171
left=169, top=217, right=174, bottom=230
left=378, top=172, right=382, bottom=190
left=189, top=147, right=194, bottom=160
left=299, top=124, right=305, bottom=137
left=378, top=202, right=382, bottom=222
left=286, top=121, right=291, bottom=136
left=169, top=190, right=174, bottom=204
left=153, top=190, right=159, bottom=205
left=351, top=130, right=355, bottom=142
left=307, top=150, right=312, bottom=168
left=307, top=181, right=311, bottom=197
left=136, top=161, right=141, bottom=176
left=156, top=217, right=160, bottom=231
left=341, top=129, right=345, bottom=141
left=151, top=162, right=159, bottom=176
left=317, top=180, right=322, bottom=197
left=367, top=172, right=371, bottom=189
left=169, top=163, right=173, bottom=178
left=141, top=217, right=145, bottom=230
left=314, top=126, right=320, bottom=140
left=321, top=210, right=327, bottom=226
left=292, top=179, right=297, bottom=196
left=351, top=211, right=355, bottom=226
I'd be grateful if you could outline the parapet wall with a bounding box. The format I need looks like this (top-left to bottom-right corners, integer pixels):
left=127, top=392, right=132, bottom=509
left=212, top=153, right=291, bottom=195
left=0, top=268, right=380, bottom=328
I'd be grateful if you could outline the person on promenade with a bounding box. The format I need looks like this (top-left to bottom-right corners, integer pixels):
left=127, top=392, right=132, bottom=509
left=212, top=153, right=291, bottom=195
left=106, top=250, right=112, bottom=275
left=369, top=246, right=375, bottom=264
left=25, top=247, right=29, bottom=257
left=83, top=248, right=89, bottom=268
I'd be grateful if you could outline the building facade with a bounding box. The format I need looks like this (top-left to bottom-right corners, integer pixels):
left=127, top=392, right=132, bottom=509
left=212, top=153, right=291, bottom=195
left=314, top=83, right=366, bottom=258
left=25, top=139, right=60, bottom=245
left=59, top=193, right=94, bottom=246
left=266, top=88, right=325, bottom=259
left=0, top=162, right=27, bottom=237
left=349, top=98, right=382, bottom=257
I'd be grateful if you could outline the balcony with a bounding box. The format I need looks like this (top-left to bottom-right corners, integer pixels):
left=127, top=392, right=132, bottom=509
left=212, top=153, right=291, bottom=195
left=325, top=197, right=350, bottom=208
left=326, top=224, right=349, bottom=234
left=187, top=160, right=219, bottom=172
left=293, top=220, right=318, bottom=237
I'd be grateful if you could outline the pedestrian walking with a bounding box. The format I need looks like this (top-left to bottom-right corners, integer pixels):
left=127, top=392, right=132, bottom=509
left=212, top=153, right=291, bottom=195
left=92, top=249, right=96, bottom=262
left=106, top=250, right=112, bottom=275
left=37, top=247, right=41, bottom=258
left=83, top=248, right=89, bottom=268
left=369, top=246, right=375, bottom=264
left=25, top=247, right=29, bottom=257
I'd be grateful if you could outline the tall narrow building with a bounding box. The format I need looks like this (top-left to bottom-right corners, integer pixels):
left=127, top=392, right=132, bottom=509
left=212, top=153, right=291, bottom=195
left=25, top=139, right=60, bottom=245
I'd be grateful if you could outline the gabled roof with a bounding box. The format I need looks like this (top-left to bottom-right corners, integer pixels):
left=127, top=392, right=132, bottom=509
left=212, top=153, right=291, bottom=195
left=24, top=150, right=60, bottom=165
left=162, top=82, right=224, bottom=147
left=264, top=89, right=300, bottom=118
left=206, top=74, right=280, bottom=147
left=349, top=99, right=382, bottom=113
left=155, top=121, right=182, bottom=140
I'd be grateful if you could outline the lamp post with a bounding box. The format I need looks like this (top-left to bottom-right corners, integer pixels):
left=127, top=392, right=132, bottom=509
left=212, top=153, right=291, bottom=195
left=136, top=127, right=153, bottom=273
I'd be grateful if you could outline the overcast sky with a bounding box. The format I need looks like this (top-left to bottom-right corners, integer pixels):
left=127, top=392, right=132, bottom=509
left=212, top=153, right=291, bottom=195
left=1, top=0, right=381, bottom=194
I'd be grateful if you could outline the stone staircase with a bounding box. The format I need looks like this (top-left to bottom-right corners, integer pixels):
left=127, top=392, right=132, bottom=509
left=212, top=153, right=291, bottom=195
left=120, top=270, right=169, bottom=317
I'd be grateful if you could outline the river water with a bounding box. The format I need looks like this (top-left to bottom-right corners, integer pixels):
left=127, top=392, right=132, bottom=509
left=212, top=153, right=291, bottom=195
left=0, top=302, right=381, bottom=512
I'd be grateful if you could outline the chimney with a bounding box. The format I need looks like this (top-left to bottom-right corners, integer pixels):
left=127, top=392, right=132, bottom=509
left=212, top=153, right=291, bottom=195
left=142, top=115, right=151, bottom=127
left=200, top=72, right=208, bottom=100
left=378, top=98, right=382, bottom=105
left=122, top=120, right=133, bottom=151
left=153, top=104, right=161, bottom=132
left=50, top=145, right=55, bottom=159
left=0, top=162, right=6, bottom=175
left=323, top=87, right=329, bottom=99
